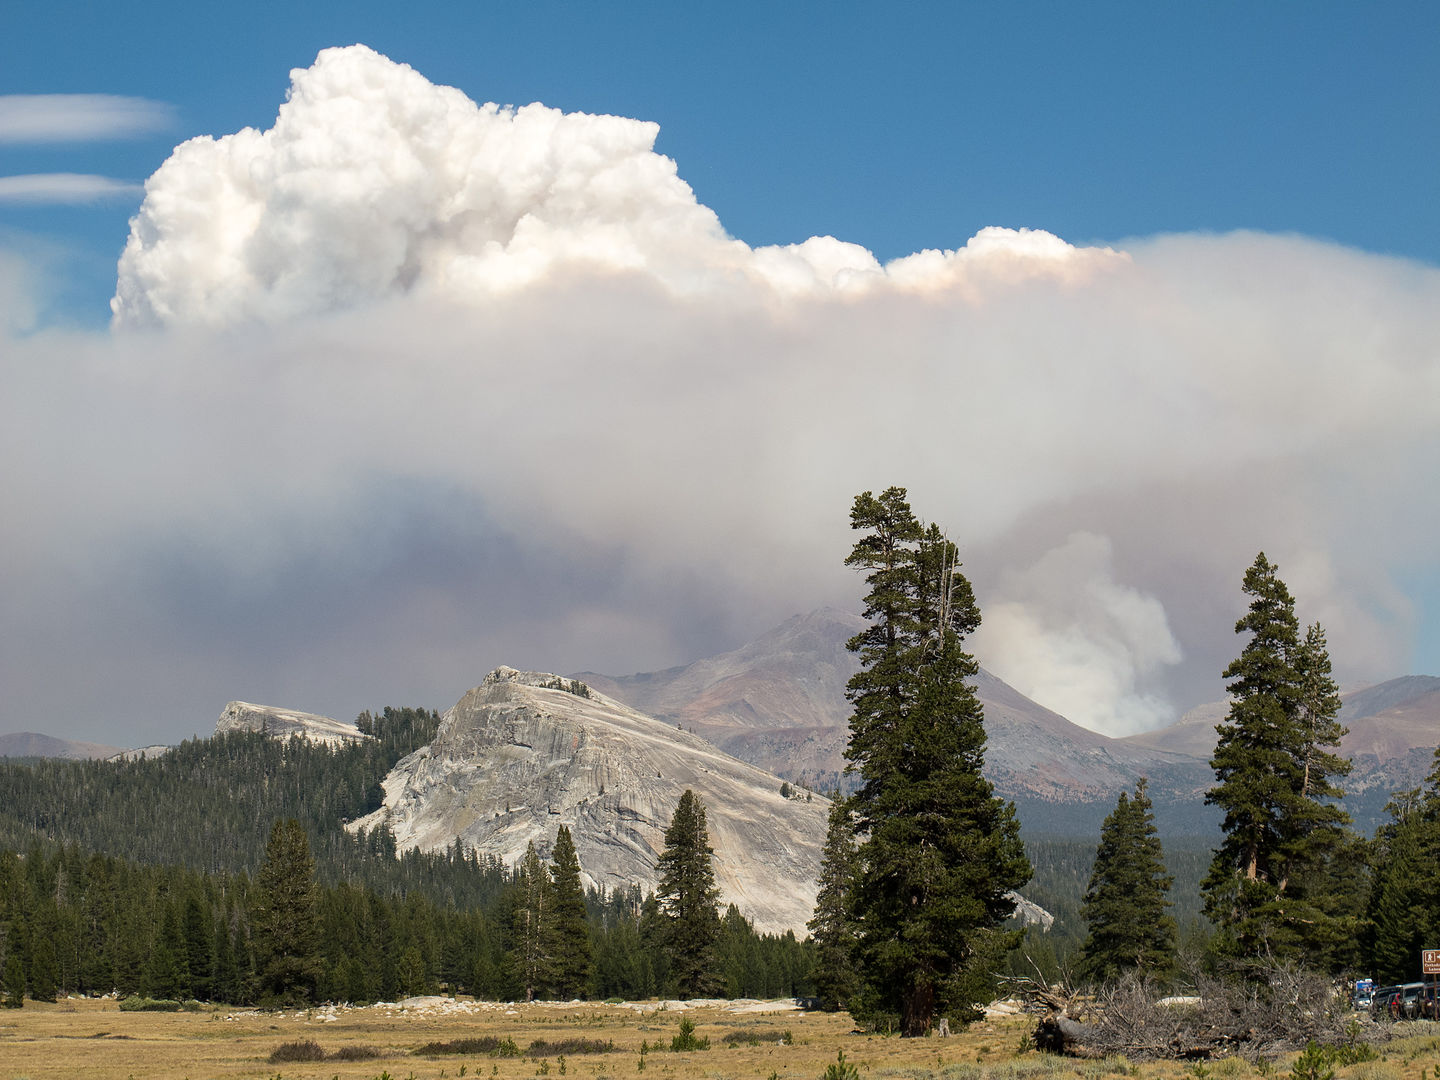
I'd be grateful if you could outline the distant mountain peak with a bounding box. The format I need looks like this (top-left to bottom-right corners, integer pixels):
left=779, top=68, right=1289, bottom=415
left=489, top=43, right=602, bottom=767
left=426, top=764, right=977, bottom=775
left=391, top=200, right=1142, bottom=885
left=0, top=732, right=123, bottom=760
left=1341, top=675, right=1440, bottom=725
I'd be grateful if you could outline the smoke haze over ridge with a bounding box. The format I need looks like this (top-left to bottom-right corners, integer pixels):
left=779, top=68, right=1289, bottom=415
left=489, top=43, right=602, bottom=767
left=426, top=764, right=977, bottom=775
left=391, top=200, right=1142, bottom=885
left=3, top=45, right=1438, bottom=745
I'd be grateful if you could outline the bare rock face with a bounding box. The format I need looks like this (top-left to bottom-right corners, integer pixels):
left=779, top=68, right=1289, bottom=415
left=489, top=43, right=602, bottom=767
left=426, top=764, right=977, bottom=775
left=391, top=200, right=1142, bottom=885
left=351, top=667, right=829, bottom=935
left=214, top=701, right=369, bottom=746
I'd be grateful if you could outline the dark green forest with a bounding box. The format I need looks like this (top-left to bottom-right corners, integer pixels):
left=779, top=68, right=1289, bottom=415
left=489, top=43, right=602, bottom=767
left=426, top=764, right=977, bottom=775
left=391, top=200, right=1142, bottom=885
left=0, top=713, right=811, bottom=1007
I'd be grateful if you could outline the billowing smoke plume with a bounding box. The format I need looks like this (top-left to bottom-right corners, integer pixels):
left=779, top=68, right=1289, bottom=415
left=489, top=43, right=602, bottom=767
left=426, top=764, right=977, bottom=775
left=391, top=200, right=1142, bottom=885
left=974, top=533, right=1182, bottom=735
left=112, top=45, right=1121, bottom=328
left=1, top=45, right=1436, bottom=745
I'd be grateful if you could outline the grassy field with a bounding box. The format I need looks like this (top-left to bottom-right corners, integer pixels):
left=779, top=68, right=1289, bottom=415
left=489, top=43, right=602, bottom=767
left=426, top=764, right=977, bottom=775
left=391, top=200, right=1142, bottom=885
left=3, top=997, right=1440, bottom=1080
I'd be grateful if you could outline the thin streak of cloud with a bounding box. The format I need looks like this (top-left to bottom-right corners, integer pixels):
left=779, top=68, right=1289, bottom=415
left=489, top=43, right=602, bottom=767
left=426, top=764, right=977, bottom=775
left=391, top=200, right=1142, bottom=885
left=0, top=174, right=143, bottom=204
left=0, top=94, right=176, bottom=143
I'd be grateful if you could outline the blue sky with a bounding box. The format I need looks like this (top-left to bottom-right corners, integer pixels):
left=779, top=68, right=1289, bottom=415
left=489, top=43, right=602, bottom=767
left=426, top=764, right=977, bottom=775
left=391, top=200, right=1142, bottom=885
left=1, top=2, right=1438, bottom=745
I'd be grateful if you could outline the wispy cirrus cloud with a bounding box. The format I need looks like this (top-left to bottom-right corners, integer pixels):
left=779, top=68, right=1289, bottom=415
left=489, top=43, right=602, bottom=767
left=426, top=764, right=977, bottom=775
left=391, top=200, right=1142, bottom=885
left=0, top=94, right=175, bottom=143
left=0, top=173, right=142, bottom=204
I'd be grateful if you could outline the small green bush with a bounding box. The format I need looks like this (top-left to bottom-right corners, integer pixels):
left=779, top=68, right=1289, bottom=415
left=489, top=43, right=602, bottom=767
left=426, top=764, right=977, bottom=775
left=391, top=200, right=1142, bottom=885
left=669, top=1016, right=709, bottom=1052
left=1289, top=1042, right=1335, bottom=1080
left=823, top=1050, right=862, bottom=1080
left=1331, top=1042, right=1380, bottom=1067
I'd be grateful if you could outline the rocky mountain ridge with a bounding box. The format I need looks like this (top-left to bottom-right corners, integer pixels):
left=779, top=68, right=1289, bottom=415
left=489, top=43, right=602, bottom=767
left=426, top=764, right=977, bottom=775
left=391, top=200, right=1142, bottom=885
left=352, top=667, right=829, bottom=935
left=214, top=701, right=370, bottom=745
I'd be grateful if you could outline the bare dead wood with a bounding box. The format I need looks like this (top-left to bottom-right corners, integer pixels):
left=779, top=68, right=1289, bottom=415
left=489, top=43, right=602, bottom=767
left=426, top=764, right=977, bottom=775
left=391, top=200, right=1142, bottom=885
left=1020, top=963, right=1387, bottom=1062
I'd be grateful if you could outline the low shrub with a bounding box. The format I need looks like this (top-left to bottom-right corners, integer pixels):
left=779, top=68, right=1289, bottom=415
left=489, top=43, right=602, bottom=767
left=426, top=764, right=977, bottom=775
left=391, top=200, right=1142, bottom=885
left=117, top=996, right=192, bottom=1012
left=721, top=1030, right=763, bottom=1047
left=415, top=1036, right=522, bottom=1057
left=528, top=1038, right=616, bottom=1055
left=331, top=1045, right=383, bottom=1061
left=269, top=1039, right=327, bottom=1063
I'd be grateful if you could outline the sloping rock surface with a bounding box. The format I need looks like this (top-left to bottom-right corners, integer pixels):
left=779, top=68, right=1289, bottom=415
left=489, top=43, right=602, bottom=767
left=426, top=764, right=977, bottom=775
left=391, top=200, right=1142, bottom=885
left=109, top=744, right=172, bottom=761
left=352, top=668, right=829, bottom=935
left=214, top=701, right=369, bottom=745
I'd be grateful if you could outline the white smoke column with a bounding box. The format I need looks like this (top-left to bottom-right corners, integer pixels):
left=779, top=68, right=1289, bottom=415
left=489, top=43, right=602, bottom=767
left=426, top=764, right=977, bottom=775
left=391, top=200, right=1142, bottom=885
left=975, top=533, right=1183, bottom=735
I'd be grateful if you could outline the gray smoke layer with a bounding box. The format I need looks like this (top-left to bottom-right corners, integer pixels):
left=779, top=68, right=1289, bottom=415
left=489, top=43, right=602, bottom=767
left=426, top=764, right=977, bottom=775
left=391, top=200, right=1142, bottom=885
left=0, top=45, right=1435, bottom=745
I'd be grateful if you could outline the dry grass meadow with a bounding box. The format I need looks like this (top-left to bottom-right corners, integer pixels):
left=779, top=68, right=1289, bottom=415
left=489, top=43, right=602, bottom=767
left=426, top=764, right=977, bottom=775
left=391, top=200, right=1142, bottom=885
left=3, top=996, right=1440, bottom=1080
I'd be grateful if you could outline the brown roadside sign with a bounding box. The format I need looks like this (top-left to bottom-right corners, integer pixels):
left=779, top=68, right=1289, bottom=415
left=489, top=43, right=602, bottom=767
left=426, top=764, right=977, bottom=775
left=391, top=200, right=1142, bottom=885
left=1423, top=949, right=1440, bottom=974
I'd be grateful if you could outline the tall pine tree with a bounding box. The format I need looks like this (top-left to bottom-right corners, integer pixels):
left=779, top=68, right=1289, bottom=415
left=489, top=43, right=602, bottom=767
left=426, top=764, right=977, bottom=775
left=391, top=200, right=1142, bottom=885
left=807, top=793, right=859, bottom=1011
left=1077, top=779, right=1175, bottom=983
left=251, top=819, right=323, bottom=1005
left=1201, top=553, right=1355, bottom=965
left=843, top=487, right=1030, bottom=1036
left=655, top=789, right=723, bottom=999
left=548, top=826, right=593, bottom=999
left=511, top=841, right=552, bottom=1001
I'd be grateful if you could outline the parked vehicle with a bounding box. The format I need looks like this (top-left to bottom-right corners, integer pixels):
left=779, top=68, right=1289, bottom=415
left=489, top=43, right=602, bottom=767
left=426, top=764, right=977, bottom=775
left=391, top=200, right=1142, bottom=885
left=1353, top=978, right=1375, bottom=1009
left=1371, top=982, right=1425, bottom=1018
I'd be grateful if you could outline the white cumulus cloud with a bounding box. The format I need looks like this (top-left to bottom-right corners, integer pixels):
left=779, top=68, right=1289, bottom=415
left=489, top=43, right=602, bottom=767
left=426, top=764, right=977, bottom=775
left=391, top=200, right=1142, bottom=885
left=111, top=45, right=1122, bottom=329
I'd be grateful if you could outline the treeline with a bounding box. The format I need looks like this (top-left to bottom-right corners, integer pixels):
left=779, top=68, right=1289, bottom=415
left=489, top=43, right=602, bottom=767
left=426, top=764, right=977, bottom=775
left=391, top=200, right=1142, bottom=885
left=0, top=708, right=450, bottom=892
left=0, top=832, right=811, bottom=1007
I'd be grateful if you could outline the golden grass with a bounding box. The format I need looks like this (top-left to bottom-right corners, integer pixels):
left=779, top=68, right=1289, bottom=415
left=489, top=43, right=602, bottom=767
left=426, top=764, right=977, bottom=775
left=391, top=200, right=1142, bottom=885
left=1, top=999, right=1438, bottom=1080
